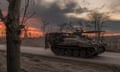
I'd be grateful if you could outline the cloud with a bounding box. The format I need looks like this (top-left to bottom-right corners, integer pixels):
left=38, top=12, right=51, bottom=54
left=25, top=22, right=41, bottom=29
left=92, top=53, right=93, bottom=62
left=0, top=0, right=120, bottom=33
left=106, top=0, right=120, bottom=13
left=33, top=0, right=89, bottom=25
left=0, top=0, right=91, bottom=25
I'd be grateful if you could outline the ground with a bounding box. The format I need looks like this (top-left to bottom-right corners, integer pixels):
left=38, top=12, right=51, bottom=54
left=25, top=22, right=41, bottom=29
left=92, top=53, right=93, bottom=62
left=0, top=37, right=120, bottom=52
left=0, top=37, right=120, bottom=72
left=0, top=51, right=118, bottom=72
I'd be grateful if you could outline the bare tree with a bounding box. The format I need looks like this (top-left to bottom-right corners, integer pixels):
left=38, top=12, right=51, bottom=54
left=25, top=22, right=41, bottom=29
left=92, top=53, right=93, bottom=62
left=41, top=19, right=49, bottom=35
left=21, top=0, right=36, bottom=39
left=88, top=11, right=109, bottom=42
left=88, top=11, right=109, bottom=31
left=58, top=21, right=83, bottom=33
left=57, top=22, right=74, bottom=32
left=0, top=0, right=22, bottom=72
left=0, top=0, right=34, bottom=72
left=73, top=21, right=83, bottom=32
left=58, top=23, right=67, bottom=32
left=24, top=26, right=29, bottom=38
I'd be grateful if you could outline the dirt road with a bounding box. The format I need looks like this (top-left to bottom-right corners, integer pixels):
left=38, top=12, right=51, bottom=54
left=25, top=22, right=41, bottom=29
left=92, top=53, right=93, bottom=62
left=0, top=44, right=120, bottom=66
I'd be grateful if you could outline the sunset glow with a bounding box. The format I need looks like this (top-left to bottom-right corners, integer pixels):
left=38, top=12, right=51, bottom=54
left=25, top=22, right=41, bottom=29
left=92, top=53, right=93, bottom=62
left=83, top=32, right=120, bottom=37
left=110, top=14, right=120, bottom=21
left=0, top=22, right=44, bottom=38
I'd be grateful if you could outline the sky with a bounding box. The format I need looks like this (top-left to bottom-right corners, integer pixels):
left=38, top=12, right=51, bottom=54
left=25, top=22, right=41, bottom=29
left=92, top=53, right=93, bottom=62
left=34, top=0, right=120, bottom=19
left=0, top=0, right=120, bottom=33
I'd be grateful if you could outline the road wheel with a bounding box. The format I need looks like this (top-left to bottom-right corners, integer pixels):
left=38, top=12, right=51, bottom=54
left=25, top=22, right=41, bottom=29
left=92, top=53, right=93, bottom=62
left=65, top=49, right=73, bottom=56
left=73, top=49, right=80, bottom=57
left=86, top=48, right=95, bottom=57
left=51, top=47, right=59, bottom=55
left=58, top=48, right=65, bottom=56
left=80, top=50, right=86, bottom=58
left=93, top=53, right=98, bottom=57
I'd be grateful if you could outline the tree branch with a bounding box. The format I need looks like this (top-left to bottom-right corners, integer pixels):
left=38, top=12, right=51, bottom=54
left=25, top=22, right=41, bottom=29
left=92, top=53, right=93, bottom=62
left=0, top=9, right=5, bottom=22
left=23, top=11, right=36, bottom=25
left=21, top=0, right=30, bottom=25
left=7, top=0, right=12, bottom=3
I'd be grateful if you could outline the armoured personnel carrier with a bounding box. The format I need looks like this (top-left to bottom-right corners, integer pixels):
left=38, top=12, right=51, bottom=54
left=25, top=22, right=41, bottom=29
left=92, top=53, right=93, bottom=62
left=45, top=31, right=106, bottom=58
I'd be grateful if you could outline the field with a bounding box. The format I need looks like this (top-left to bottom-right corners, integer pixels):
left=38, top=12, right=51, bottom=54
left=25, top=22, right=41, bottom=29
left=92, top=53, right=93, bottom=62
left=0, top=51, right=118, bottom=72
left=0, top=36, right=120, bottom=52
left=0, top=37, right=120, bottom=72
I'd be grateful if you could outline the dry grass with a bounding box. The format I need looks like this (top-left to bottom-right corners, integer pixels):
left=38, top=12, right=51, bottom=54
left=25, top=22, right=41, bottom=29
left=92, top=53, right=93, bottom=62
left=0, top=51, right=118, bottom=72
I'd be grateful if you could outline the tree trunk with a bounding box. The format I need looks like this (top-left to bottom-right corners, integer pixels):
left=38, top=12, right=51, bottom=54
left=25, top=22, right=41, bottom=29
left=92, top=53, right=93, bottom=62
left=24, top=28, right=28, bottom=38
left=6, top=0, right=21, bottom=72
left=6, top=29, right=21, bottom=72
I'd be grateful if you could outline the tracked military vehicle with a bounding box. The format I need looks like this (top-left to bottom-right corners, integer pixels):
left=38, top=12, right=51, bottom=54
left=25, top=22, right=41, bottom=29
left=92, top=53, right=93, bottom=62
left=45, top=31, right=106, bottom=58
